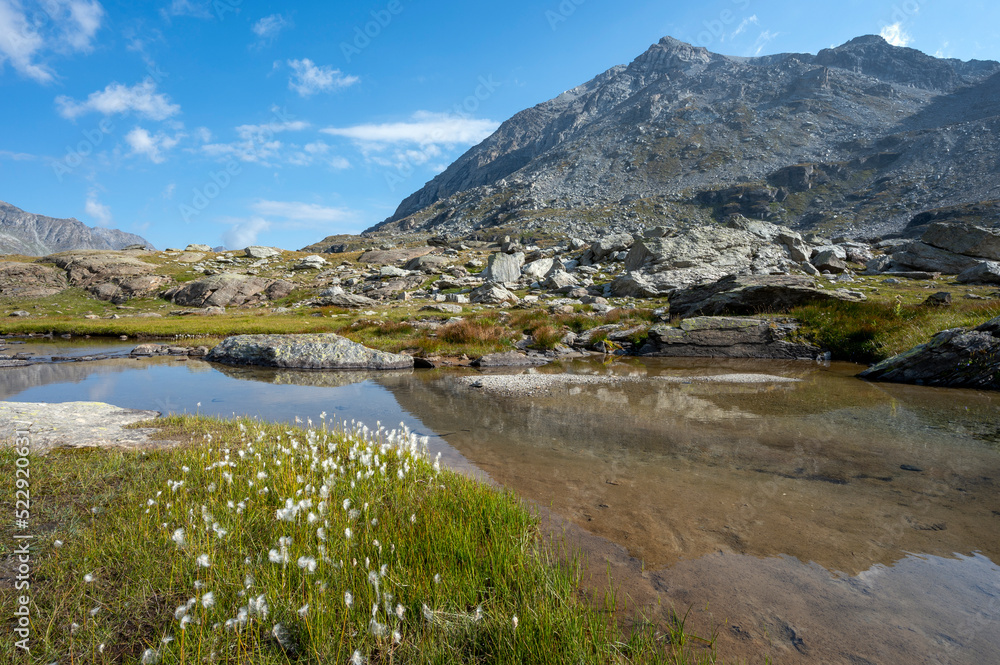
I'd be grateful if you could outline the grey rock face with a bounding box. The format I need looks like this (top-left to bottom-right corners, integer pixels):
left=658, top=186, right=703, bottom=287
left=312, top=292, right=379, bottom=308
left=812, top=249, right=848, bottom=273
left=185, top=244, right=211, bottom=252
left=0, top=200, right=154, bottom=256
left=858, top=316, right=1000, bottom=390
left=90, top=275, right=172, bottom=304
left=522, top=258, right=555, bottom=280
left=206, top=333, right=414, bottom=370
left=164, top=273, right=292, bottom=308
left=956, top=261, right=1000, bottom=284
left=889, top=241, right=982, bottom=274
left=404, top=254, right=451, bottom=272
left=46, top=251, right=157, bottom=287
left=483, top=252, right=525, bottom=284
left=642, top=316, right=822, bottom=359
left=0, top=261, right=67, bottom=298
left=669, top=274, right=866, bottom=318
left=470, top=282, right=519, bottom=304
left=294, top=255, right=328, bottom=270
left=245, top=246, right=282, bottom=259
left=920, top=222, right=1000, bottom=260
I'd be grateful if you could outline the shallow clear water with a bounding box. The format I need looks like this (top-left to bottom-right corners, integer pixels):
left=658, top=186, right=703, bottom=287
left=3, top=338, right=999, bottom=664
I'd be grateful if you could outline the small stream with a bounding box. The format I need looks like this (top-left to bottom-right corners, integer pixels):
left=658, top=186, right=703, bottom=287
left=2, top=338, right=999, bottom=664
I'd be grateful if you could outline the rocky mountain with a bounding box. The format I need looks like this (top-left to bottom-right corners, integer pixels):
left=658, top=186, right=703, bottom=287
left=0, top=200, right=154, bottom=256
left=365, top=35, right=1000, bottom=242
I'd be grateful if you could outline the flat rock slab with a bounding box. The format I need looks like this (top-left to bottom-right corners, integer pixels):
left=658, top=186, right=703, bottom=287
left=858, top=316, right=1000, bottom=390
left=359, top=247, right=435, bottom=265
left=471, top=351, right=551, bottom=367
left=0, top=401, right=165, bottom=453
left=643, top=316, right=823, bottom=360
left=206, top=333, right=414, bottom=370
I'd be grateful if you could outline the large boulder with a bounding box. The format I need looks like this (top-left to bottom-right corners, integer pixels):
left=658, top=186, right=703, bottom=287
left=470, top=351, right=550, bottom=367
left=45, top=251, right=156, bottom=287
left=404, top=253, right=451, bottom=273
left=522, top=258, right=555, bottom=280
left=642, top=317, right=822, bottom=359
left=956, top=261, right=1000, bottom=285
left=359, top=247, right=435, bottom=265
left=624, top=225, right=788, bottom=277
left=206, top=333, right=414, bottom=370
left=470, top=282, right=519, bottom=305
left=858, top=316, right=1000, bottom=390
left=311, top=288, right=378, bottom=308
left=90, top=275, right=172, bottom=304
left=163, top=274, right=293, bottom=307
left=483, top=252, right=524, bottom=284
left=588, top=233, right=634, bottom=262
left=365, top=275, right=426, bottom=300
left=889, top=241, right=982, bottom=274
left=668, top=274, right=865, bottom=318
left=245, top=246, right=282, bottom=259
left=0, top=262, right=67, bottom=298
left=920, top=222, right=1000, bottom=261
left=812, top=249, right=848, bottom=273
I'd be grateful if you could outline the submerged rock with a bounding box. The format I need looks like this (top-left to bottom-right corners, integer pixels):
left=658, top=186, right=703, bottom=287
left=858, top=316, right=1000, bottom=390
left=206, top=333, right=414, bottom=370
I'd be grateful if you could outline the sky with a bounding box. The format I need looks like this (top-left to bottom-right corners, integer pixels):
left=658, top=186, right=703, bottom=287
left=1, top=0, right=999, bottom=251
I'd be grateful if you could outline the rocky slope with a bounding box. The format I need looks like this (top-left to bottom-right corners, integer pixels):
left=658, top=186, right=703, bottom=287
left=0, top=200, right=153, bottom=255
left=365, top=35, right=1000, bottom=242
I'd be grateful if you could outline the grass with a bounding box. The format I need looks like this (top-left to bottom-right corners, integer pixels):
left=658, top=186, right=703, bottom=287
left=0, top=417, right=719, bottom=664
left=792, top=299, right=1000, bottom=363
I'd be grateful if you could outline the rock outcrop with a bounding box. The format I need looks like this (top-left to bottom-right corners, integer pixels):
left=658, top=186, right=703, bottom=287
left=641, top=317, right=823, bottom=359
left=858, top=316, right=1000, bottom=390
left=668, top=275, right=866, bottom=318
left=163, top=274, right=294, bottom=308
left=206, top=333, right=414, bottom=370
left=0, top=262, right=67, bottom=298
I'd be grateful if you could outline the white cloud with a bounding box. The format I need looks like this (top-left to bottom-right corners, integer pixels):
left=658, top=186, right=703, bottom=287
left=287, top=58, right=358, bottom=97
left=321, top=111, right=499, bottom=146
left=0, top=0, right=104, bottom=83
left=163, top=183, right=176, bottom=199
left=252, top=13, right=290, bottom=40
left=880, top=23, right=912, bottom=48
left=222, top=217, right=270, bottom=249
left=56, top=80, right=180, bottom=120
left=730, top=15, right=757, bottom=40
left=163, top=0, right=212, bottom=20
left=201, top=138, right=284, bottom=165
left=85, top=190, right=111, bottom=227
left=751, top=30, right=779, bottom=56
left=250, top=200, right=356, bottom=224
left=125, top=127, right=180, bottom=163
left=0, top=149, right=36, bottom=161
left=235, top=120, right=309, bottom=139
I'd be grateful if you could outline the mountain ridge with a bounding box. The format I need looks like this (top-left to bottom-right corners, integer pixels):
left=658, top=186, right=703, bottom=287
left=0, top=200, right=154, bottom=256
left=363, top=35, right=1000, bottom=242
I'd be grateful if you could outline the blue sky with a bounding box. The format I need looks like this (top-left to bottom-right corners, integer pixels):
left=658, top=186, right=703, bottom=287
left=1, top=0, right=998, bottom=250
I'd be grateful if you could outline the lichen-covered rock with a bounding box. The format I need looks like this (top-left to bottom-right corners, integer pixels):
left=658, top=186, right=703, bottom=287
left=956, top=261, right=1000, bottom=284
left=668, top=274, right=866, bottom=318
left=858, top=316, right=1000, bottom=390
left=483, top=252, right=524, bottom=284
left=45, top=250, right=156, bottom=286
left=0, top=261, right=67, bottom=298
left=163, top=273, right=291, bottom=307
left=920, top=222, right=1000, bottom=261
left=642, top=317, right=823, bottom=359
left=89, top=274, right=172, bottom=304
left=470, top=282, right=519, bottom=305
left=245, top=246, right=282, bottom=259
left=206, top=333, right=414, bottom=370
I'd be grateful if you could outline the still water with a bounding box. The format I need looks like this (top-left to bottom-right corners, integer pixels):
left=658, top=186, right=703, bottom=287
left=3, top=339, right=999, bottom=664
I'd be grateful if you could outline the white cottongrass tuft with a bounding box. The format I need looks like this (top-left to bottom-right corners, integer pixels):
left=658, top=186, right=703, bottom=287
left=196, top=554, right=210, bottom=568
left=344, top=591, right=354, bottom=608
left=297, top=556, right=317, bottom=573
left=201, top=592, right=215, bottom=608
left=350, top=650, right=365, bottom=665
left=297, top=604, right=309, bottom=618
left=141, top=648, right=161, bottom=664
left=83, top=573, right=95, bottom=583
left=512, top=615, right=519, bottom=630
left=171, top=528, right=186, bottom=548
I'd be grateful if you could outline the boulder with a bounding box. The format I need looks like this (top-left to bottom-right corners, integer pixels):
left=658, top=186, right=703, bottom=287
left=294, top=255, right=328, bottom=270
left=366, top=275, right=426, bottom=300
left=89, top=274, right=172, bottom=304
left=420, top=303, right=463, bottom=314
left=922, top=292, right=952, bottom=307
left=778, top=231, right=811, bottom=263
left=956, top=261, right=1000, bottom=285
left=404, top=254, right=451, bottom=273
left=245, top=246, right=282, bottom=259
left=522, top=258, right=555, bottom=280
left=642, top=317, right=822, bottom=359
left=470, top=283, right=519, bottom=305
left=813, top=249, right=848, bottom=273
left=811, top=245, right=847, bottom=261
left=589, top=233, right=634, bottom=262
left=164, top=273, right=290, bottom=308
left=920, top=222, right=1000, bottom=261
left=185, top=244, right=212, bottom=252
left=358, top=247, right=435, bottom=265
left=470, top=351, right=550, bottom=367
left=45, top=251, right=156, bottom=287
left=206, top=333, right=414, bottom=370
left=312, top=291, right=378, bottom=308
left=889, top=241, right=981, bottom=274
left=0, top=262, right=67, bottom=298
left=544, top=270, right=578, bottom=290
left=669, top=274, right=866, bottom=318
left=379, top=266, right=410, bottom=278
left=624, top=226, right=785, bottom=277
left=864, top=255, right=893, bottom=274
left=858, top=316, right=1000, bottom=390
left=483, top=252, right=524, bottom=284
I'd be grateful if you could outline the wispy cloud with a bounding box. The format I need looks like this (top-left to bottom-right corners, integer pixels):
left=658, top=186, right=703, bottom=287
left=321, top=111, right=498, bottom=146
left=85, top=189, right=112, bottom=227
left=250, top=199, right=356, bottom=224
left=287, top=58, right=358, bottom=97
left=730, top=15, right=757, bottom=41
left=252, top=13, right=290, bottom=45
left=235, top=120, right=309, bottom=139
left=880, top=23, right=912, bottom=48
left=125, top=127, right=180, bottom=163
left=0, top=0, right=104, bottom=83
left=162, top=0, right=213, bottom=20
left=222, top=217, right=270, bottom=249
left=751, top=30, right=779, bottom=56
left=56, top=80, right=181, bottom=120
left=0, top=149, right=37, bottom=161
